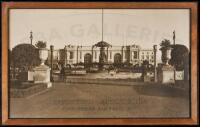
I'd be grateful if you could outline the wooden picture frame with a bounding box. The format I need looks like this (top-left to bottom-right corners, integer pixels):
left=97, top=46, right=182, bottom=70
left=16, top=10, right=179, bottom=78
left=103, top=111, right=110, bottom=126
left=1, top=2, right=198, bottom=125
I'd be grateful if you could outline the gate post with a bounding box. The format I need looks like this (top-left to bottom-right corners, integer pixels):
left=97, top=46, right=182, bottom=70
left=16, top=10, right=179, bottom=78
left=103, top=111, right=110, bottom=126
left=50, top=45, right=54, bottom=82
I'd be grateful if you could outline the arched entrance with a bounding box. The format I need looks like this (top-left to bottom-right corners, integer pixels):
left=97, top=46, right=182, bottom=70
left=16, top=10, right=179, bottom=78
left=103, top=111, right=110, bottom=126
left=99, top=50, right=107, bottom=63
left=94, top=41, right=111, bottom=70
left=114, top=53, right=122, bottom=65
left=84, top=53, right=92, bottom=68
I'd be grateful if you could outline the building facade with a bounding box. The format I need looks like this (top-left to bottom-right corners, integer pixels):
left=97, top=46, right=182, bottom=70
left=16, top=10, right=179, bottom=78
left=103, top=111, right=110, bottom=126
left=47, top=43, right=156, bottom=67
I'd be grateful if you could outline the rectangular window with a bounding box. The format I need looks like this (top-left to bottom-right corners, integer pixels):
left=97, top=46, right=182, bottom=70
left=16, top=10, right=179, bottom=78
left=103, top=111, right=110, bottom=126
left=110, top=51, right=112, bottom=59
left=133, top=51, right=137, bottom=59
left=70, top=51, right=73, bottom=59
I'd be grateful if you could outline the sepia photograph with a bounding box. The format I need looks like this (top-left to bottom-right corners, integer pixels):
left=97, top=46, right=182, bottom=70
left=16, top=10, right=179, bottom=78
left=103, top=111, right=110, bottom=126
left=1, top=2, right=198, bottom=125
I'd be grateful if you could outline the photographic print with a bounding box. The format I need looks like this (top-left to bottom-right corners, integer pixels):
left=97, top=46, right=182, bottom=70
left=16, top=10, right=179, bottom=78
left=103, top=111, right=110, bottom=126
left=1, top=2, right=198, bottom=125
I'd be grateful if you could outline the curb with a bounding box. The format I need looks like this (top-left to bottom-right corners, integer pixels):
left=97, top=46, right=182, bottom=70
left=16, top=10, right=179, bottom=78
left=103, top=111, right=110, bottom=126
left=63, top=78, right=189, bottom=91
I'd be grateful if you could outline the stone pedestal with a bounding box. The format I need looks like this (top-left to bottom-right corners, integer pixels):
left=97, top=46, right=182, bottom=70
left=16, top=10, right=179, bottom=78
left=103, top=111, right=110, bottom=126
left=157, top=65, right=175, bottom=84
left=33, top=65, right=52, bottom=88
left=28, top=71, right=34, bottom=81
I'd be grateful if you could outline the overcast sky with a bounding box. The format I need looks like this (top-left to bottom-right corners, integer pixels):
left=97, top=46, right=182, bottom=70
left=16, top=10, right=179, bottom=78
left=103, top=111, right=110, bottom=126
left=9, top=9, right=190, bottom=62
left=10, top=9, right=189, bottom=48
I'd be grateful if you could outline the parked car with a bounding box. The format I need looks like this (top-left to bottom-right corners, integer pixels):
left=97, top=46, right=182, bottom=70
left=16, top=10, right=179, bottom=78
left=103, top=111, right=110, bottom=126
left=89, top=63, right=99, bottom=72
left=70, top=69, right=87, bottom=75
left=103, top=64, right=111, bottom=70
left=75, top=65, right=84, bottom=69
left=69, top=64, right=87, bottom=75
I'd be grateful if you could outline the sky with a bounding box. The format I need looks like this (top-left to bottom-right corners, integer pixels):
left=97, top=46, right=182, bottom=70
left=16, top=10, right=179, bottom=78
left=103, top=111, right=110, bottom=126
left=9, top=9, right=190, bottom=62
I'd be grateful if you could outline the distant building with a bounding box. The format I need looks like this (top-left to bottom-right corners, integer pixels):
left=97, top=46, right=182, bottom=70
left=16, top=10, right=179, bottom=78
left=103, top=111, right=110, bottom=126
left=47, top=42, right=156, bottom=67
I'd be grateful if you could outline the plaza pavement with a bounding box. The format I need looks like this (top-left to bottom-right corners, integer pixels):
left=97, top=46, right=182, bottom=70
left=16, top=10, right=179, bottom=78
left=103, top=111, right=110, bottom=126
left=9, top=82, right=190, bottom=118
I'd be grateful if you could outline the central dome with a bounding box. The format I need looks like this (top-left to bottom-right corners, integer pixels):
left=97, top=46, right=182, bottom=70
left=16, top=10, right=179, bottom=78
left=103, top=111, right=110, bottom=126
left=94, top=41, right=111, bottom=47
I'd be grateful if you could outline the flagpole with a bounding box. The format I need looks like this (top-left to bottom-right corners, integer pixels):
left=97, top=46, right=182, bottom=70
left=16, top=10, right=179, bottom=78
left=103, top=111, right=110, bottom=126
left=102, top=9, right=104, bottom=41
left=173, top=30, right=175, bottom=45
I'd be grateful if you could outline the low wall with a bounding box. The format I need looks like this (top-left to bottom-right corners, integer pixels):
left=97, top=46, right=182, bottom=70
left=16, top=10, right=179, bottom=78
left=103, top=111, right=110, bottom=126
left=66, top=78, right=143, bottom=85
left=10, top=83, right=47, bottom=98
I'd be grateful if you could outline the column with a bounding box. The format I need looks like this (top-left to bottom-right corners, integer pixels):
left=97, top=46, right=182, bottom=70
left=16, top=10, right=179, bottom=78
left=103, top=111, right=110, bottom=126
left=107, top=47, right=109, bottom=62
left=121, top=46, right=124, bottom=63
left=76, top=46, right=79, bottom=64
left=153, top=45, right=157, bottom=82
left=50, top=45, right=54, bottom=82
left=92, top=45, right=94, bottom=63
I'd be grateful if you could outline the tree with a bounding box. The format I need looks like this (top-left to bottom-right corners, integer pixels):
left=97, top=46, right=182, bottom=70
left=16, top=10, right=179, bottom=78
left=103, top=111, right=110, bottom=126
left=9, top=49, right=13, bottom=67
left=160, top=39, right=171, bottom=48
left=11, top=44, right=40, bottom=70
left=169, top=44, right=189, bottom=73
left=169, top=44, right=189, bottom=70
left=169, top=44, right=189, bottom=80
left=160, top=39, right=172, bottom=64
left=35, top=41, right=47, bottom=49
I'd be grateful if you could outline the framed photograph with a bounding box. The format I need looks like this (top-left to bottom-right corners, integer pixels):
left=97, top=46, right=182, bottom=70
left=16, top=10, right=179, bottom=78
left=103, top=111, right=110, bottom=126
left=1, top=2, right=198, bottom=125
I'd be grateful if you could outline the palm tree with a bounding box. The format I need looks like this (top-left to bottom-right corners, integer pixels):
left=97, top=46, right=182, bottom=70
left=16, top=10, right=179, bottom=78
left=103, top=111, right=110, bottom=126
left=160, top=39, right=171, bottom=48
left=35, top=41, right=47, bottom=49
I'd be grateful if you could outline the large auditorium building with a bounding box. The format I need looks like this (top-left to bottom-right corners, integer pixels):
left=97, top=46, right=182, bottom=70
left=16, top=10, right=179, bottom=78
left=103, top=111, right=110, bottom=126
left=47, top=41, right=157, bottom=67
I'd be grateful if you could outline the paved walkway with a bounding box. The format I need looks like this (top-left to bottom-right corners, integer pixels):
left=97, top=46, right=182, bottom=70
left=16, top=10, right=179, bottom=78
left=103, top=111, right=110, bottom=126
left=10, top=82, right=190, bottom=118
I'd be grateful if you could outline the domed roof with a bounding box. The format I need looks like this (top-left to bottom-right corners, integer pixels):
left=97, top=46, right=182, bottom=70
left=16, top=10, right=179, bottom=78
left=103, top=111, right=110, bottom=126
left=94, top=41, right=111, bottom=47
